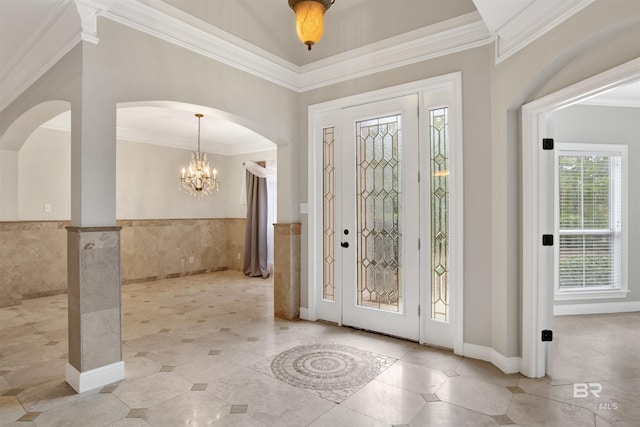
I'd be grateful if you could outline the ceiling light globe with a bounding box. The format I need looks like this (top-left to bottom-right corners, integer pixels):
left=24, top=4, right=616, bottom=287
left=290, top=0, right=331, bottom=50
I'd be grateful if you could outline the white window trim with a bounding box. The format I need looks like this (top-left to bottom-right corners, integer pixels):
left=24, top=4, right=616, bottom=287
left=554, top=289, right=630, bottom=301
left=553, top=142, right=628, bottom=301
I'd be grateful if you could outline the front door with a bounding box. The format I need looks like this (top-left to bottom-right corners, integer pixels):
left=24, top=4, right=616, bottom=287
left=339, top=95, right=420, bottom=340
left=312, top=76, right=462, bottom=350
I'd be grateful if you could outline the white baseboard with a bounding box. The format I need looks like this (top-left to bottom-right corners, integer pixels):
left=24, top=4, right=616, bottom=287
left=554, top=301, right=640, bottom=316
left=299, top=307, right=310, bottom=321
left=463, top=343, right=521, bottom=375
left=66, top=361, right=125, bottom=393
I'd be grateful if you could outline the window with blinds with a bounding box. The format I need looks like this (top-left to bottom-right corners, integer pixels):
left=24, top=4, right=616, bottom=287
left=555, top=144, right=626, bottom=293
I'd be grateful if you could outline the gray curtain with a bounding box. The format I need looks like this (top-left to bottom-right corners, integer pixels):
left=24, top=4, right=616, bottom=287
left=243, top=170, right=269, bottom=278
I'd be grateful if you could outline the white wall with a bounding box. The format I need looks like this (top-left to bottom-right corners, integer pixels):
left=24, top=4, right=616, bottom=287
left=0, top=148, right=19, bottom=220
left=97, top=19, right=298, bottom=222
left=116, top=141, right=276, bottom=219
left=7, top=126, right=275, bottom=220
left=299, top=46, right=495, bottom=347
left=117, top=140, right=223, bottom=219
left=552, top=104, right=640, bottom=304
left=2, top=0, right=637, bottom=364
left=488, top=0, right=640, bottom=356
left=18, top=128, right=70, bottom=220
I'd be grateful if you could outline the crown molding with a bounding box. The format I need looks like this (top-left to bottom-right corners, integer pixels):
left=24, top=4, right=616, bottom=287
left=101, top=2, right=492, bottom=93
left=2, top=1, right=492, bottom=111
left=0, top=0, right=73, bottom=78
left=495, top=0, right=595, bottom=64
left=0, top=0, right=115, bottom=110
left=75, top=0, right=120, bottom=43
left=579, top=98, right=640, bottom=109
left=0, top=0, right=81, bottom=111
left=578, top=84, right=640, bottom=109
left=299, top=12, right=492, bottom=91
left=522, top=57, right=640, bottom=113
left=102, top=0, right=301, bottom=91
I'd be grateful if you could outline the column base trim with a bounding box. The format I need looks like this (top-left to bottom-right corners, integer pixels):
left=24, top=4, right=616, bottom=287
left=66, top=225, right=123, bottom=232
left=66, top=361, right=125, bottom=393
left=299, top=307, right=313, bottom=321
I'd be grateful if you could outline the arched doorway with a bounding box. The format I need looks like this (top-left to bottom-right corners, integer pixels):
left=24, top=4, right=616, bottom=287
left=521, top=58, right=640, bottom=378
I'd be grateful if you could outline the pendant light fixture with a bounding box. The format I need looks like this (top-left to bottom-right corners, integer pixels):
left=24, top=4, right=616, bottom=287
left=179, top=113, right=218, bottom=198
left=288, top=0, right=335, bottom=51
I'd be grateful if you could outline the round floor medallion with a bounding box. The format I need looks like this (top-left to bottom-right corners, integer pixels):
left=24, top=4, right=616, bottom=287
left=270, top=343, right=383, bottom=393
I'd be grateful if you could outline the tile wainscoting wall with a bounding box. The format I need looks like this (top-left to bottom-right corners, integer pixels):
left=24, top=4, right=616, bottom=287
left=0, top=221, right=67, bottom=307
left=0, top=218, right=246, bottom=307
left=119, top=218, right=246, bottom=284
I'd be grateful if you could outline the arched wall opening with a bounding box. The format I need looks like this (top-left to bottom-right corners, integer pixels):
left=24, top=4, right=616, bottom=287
left=0, top=100, right=72, bottom=221
left=0, top=100, right=72, bottom=306
left=521, top=59, right=640, bottom=378
left=484, top=3, right=639, bottom=368
left=0, top=98, right=278, bottom=306
left=0, top=95, right=282, bottom=394
left=113, top=100, right=279, bottom=284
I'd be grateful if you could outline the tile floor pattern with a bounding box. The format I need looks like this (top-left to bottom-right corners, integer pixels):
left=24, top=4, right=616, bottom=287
left=251, top=342, right=397, bottom=403
left=0, top=270, right=637, bottom=426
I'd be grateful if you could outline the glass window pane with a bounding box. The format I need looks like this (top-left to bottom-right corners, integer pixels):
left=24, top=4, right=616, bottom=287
left=323, top=127, right=336, bottom=301
left=356, top=115, right=402, bottom=313
left=430, top=108, right=449, bottom=322
left=557, top=152, right=622, bottom=290
left=559, top=156, right=610, bottom=230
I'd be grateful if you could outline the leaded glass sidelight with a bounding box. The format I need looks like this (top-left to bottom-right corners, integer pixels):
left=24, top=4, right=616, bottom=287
left=430, top=108, right=449, bottom=322
left=323, top=127, right=336, bottom=301
left=356, top=115, right=402, bottom=312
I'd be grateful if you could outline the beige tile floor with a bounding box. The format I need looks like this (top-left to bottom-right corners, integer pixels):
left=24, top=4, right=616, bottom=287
left=0, top=270, right=638, bottom=426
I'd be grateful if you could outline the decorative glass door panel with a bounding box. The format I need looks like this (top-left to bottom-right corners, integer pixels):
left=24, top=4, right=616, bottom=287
left=356, top=115, right=402, bottom=312
left=341, top=95, right=420, bottom=341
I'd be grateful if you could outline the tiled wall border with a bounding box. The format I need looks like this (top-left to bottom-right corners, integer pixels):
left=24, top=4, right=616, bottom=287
left=0, top=218, right=246, bottom=306
left=121, top=266, right=229, bottom=286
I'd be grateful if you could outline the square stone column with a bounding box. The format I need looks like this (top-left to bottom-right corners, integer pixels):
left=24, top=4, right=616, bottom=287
left=273, top=223, right=301, bottom=320
left=66, top=226, right=124, bottom=393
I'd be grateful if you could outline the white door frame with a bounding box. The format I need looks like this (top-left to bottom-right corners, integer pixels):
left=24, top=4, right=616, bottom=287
left=340, top=94, right=421, bottom=341
left=521, top=58, right=640, bottom=378
left=306, top=73, right=464, bottom=355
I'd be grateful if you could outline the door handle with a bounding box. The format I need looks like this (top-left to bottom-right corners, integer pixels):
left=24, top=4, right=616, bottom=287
left=341, top=241, right=349, bottom=248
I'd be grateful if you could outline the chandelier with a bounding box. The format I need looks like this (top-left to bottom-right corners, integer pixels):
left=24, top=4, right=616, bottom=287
left=288, top=0, right=334, bottom=50
left=179, top=113, right=218, bottom=198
